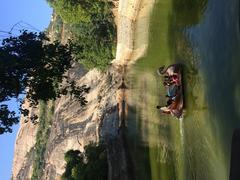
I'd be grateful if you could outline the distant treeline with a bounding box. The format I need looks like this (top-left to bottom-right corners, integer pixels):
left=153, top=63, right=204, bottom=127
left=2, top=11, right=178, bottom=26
left=46, top=0, right=116, bottom=70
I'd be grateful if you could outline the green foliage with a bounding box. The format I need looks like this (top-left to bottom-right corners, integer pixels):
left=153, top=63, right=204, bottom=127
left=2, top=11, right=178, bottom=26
left=72, top=35, right=115, bottom=70
left=0, top=104, right=19, bottom=134
left=0, top=31, right=70, bottom=125
left=0, top=31, right=89, bottom=134
left=48, top=0, right=116, bottom=70
left=48, top=0, right=92, bottom=24
left=61, top=143, right=108, bottom=180
left=31, top=101, right=53, bottom=180
left=59, top=81, right=90, bottom=106
left=71, top=0, right=116, bottom=70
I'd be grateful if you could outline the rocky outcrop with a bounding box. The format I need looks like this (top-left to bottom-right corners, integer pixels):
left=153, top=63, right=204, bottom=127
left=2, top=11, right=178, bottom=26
left=11, top=102, right=39, bottom=179
left=42, top=64, right=121, bottom=179
left=12, top=61, right=121, bottom=179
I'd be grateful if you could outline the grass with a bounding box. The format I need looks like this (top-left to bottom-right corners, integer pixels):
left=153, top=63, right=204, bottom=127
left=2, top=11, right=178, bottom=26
left=31, top=100, right=54, bottom=180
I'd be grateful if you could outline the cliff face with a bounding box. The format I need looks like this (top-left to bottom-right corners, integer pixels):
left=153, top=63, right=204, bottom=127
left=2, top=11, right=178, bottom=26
left=11, top=103, right=39, bottom=179
left=12, top=0, right=155, bottom=179
left=12, top=62, right=121, bottom=179
left=11, top=66, right=121, bottom=179
left=42, top=64, right=120, bottom=179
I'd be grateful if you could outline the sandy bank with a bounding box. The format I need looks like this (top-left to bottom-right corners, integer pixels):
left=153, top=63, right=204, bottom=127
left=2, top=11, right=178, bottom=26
left=112, top=0, right=155, bottom=66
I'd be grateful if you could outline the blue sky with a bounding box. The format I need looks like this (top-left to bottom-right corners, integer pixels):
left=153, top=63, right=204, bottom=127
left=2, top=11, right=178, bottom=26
left=0, top=0, right=52, bottom=179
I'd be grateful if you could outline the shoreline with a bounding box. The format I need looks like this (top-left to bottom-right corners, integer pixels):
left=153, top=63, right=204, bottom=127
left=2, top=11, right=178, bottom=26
left=112, top=0, right=155, bottom=66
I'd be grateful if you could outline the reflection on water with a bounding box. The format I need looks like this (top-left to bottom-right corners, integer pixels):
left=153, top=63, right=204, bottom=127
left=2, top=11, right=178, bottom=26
left=127, top=0, right=240, bottom=179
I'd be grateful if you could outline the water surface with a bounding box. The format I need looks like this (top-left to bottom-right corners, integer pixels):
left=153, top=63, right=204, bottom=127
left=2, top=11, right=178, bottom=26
left=127, top=0, right=240, bottom=179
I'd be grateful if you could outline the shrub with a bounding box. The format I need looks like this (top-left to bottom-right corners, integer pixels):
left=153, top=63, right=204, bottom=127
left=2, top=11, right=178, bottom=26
left=48, top=0, right=116, bottom=70
left=31, top=101, right=54, bottom=180
left=61, top=143, right=108, bottom=180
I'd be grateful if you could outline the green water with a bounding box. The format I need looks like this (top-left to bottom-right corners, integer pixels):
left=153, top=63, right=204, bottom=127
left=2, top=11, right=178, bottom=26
left=127, top=0, right=240, bottom=179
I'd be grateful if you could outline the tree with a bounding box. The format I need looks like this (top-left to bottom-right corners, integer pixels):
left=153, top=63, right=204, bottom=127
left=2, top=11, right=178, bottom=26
left=61, top=144, right=108, bottom=180
left=67, top=0, right=116, bottom=70
left=48, top=0, right=92, bottom=24
left=47, top=0, right=116, bottom=70
left=0, top=104, right=19, bottom=134
left=0, top=30, right=89, bottom=134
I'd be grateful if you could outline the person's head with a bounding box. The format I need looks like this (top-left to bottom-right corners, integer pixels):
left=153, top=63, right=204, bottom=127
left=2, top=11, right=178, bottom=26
left=157, top=66, right=165, bottom=75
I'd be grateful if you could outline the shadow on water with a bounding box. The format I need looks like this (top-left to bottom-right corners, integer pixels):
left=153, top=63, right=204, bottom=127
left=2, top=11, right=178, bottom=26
left=126, top=0, right=240, bottom=179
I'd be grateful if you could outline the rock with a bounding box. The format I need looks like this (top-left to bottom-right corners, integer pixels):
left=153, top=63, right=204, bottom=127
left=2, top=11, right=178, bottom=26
left=12, top=101, right=39, bottom=179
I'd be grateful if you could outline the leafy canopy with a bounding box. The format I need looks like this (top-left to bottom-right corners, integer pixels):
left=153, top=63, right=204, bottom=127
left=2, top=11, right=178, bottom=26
left=0, top=31, right=89, bottom=134
left=48, top=0, right=92, bottom=24
left=47, top=0, right=116, bottom=70
left=62, top=144, right=108, bottom=180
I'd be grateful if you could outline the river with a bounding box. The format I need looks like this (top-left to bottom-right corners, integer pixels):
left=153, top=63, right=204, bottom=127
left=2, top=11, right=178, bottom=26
left=126, top=0, right=240, bottom=179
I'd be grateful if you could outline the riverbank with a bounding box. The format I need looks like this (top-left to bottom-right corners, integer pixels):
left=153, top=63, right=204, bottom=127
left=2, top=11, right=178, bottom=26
left=112, top=0, right=155, bottom=66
